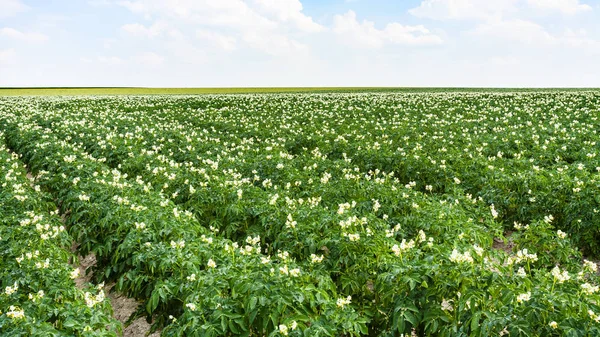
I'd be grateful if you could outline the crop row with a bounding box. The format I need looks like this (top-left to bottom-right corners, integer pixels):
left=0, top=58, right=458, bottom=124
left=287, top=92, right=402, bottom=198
left=28, top=92, right=600, bottom=255
left=1, top=95, right=599, bottom=336
left=0, top=111, right=361, bottom=336
left=0, top=131, right=119, bottom=336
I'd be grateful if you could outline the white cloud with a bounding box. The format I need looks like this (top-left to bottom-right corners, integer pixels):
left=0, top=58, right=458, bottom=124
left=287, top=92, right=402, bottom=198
left=134, top=51, right=164, bottom=66
left=526, top=0, right=592, bottom=15
left=117, top=0, right=277, bottom=29
left=409, top=0, right=518, bottom=21
left=115, top=0, right=321, bottom=56
left=88, top=0, right=111, bottom=6
left=410, top=0, right=592, bottom=21
left=0, top=28, right=49, bottom=42
left=471, top=19, right=555, bottom=45
left=489, top=55, right=519, bottom=66
left=98, top=56, right=125, bottom=65
left=196, top=30, right=237, bottom=51
left=0, top=48, right=17, bottom=64
left=0, top=0, right=28, bottom=18
left=251, top=0, right=324, bottom=32
left=121, top=22, right=167, bottom=38
left=333, top=10, right=443, bottom=48
left=471, top=19, right=600, bottom=53
left=242, top=31, right=307, bottom=55
left=81, top=56, right=125, bottom=65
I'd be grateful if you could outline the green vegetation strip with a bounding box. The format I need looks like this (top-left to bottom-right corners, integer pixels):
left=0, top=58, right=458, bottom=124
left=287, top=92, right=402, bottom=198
left=1, top=93, right=600, bottom=336
left=0, top=87, right=598, bottom=96
left=0, top=131, right=119, bottom=336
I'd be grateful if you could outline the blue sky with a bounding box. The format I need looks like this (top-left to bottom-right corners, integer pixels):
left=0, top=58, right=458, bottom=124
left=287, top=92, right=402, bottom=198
left=1, top=0, right=599, bottom=87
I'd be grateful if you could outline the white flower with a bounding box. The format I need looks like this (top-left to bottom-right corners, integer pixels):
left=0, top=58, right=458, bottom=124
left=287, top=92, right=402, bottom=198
left=473, top=244, right=484, bottom=257
left=310, top=254, right=324, bottom=264
left=391, top=244, right=401, bottom=256
left=516, top=267, right=527, bottom=278
left=289, top=268, right=301, bottom=277
left=278, top=324, right=289, bottom=336
left=285, top=214, right=297, bottom=229
left=207, top=259, right=217, bottom=268
left=170, top=240, right=185, bottom=249
left=551, top=266, right=570, bottom=284
left=557, top=230, right=567, bottom=239
left=6, top=306, right=25, bottom=320
left=584, top=260, right=598, bottom=273
left=186, top=303, right=196, bottom=311
left=441, top=299, right=453, bottom=312
left=372, top=199, right=381, bottom=212
left=516, top=292, right=531, bottom=303
left=449, top=249, right=473, bottom=264
left=490, top=204, right=498, bottom=219
left=347, top=233, right=360, bottom=242
left=581, top=283, right=599, bottom=295
left=549, top=321, right=558, bottom=329
left=78, top=194, right=90, bottom=201
left=336, top=295, right=352, bottom=308
left=5, top=282, right=18, bottom=295
left=70, top=268, right=80, bottom=279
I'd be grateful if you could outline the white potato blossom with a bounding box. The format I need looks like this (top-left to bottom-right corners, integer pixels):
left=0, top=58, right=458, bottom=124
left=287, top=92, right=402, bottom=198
left=581, top=283, right=599, bottom=295
left=372, top=199, right=381, bottom=212
left=5, top=282, right=18, bottom=295
left=207, top=259, right=217, bottom=268
left=516, top=292, right=531, bottom=303
left=6, top=306, right=25, bottom=320
left=588, top=310, right=600, bottom=322
left=449, top=249, right=473, bottom=264
left=84, top=289, right=105, bottom=307
left=473, top=244, right=484, bottom=257
left=490, top=204, right=498, bottom=219
left=336, top=295, right=352, bottom=308
left=170, top=240, right=185, bottom=249
left=441, top=299, right=453, bottom=312
left=513, top=249, right=538, bottom=264
left=310, top=254, right=324, bottom=264
left=278, top=324, right=289, bottom=336
left=551, top=266, right=570, bottom=284
left=583, top=260, right=598, bottom=273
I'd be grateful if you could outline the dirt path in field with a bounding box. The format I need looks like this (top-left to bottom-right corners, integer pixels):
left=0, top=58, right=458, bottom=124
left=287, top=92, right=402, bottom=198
left=24, top=167, right=161, bottom=336
left=74, top=252, right=161, bottom=337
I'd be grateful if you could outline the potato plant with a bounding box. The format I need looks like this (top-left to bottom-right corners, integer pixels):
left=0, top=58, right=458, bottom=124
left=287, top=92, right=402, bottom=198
left=0, top=91, right=599, bottom=336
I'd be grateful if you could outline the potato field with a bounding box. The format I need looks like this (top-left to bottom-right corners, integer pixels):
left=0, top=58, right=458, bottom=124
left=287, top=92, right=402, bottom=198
left=1, top=91, right=600, bottom=336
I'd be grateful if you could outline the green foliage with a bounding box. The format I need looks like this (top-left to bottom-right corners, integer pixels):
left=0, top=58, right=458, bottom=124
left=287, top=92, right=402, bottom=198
left=1, top=91, right=599, bottom=336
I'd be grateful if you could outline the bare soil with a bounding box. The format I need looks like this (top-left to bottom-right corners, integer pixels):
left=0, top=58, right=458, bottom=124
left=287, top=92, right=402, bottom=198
left=74, top=253, right=161, bottom=337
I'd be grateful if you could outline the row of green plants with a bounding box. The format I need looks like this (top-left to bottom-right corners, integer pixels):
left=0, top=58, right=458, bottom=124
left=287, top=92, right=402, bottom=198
left=0, top=95, right=599, bottom=335
left=0, top=112, right=361, bottom=336
left=36, top=92, right=600, bottom=255
left=0, top=131, right=119, bottom=336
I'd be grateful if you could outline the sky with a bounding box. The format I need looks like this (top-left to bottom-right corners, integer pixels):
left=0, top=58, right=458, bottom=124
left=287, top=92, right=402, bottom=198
left=1, top=0, right=600, bottom=87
